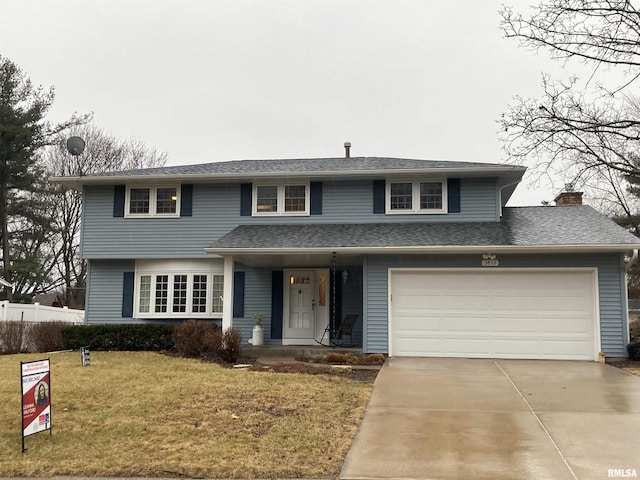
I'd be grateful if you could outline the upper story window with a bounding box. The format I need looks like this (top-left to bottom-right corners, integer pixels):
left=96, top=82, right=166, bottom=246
left=386, top=179, right=447, bottom=214
left=126, top=186, right=180, bottom=217
left=253, top=183, right=309, bottom=216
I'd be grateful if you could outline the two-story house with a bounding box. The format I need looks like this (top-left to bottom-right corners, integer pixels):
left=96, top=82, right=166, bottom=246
left=52, top=155, right=640, bottom=360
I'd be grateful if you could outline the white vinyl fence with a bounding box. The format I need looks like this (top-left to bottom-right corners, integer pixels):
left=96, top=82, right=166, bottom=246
left=0, top=301, right=85, bottom=325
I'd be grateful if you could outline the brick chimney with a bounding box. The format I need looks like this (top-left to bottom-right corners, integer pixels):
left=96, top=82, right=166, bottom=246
left=554, top=190, right=583, bottom=206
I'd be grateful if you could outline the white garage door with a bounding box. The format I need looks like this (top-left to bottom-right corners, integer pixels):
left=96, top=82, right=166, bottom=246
left=389, top=269, right=598, bottom=360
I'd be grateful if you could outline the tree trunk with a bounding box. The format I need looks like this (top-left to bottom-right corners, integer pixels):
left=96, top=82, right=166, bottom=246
left=0, top=180, right=12, bottom=301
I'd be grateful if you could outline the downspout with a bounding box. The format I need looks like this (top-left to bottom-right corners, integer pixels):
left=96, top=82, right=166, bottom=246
left=625, top=249, right=638, bottom=272
left=498, top=180, right=521, bottom=218
left=624, top=249, right=638, bottom=350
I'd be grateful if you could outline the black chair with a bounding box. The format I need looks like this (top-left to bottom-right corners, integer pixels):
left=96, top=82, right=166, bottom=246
left=331, top=314, right=359, bottom=347
left=317, top=314, right=359, bottom=347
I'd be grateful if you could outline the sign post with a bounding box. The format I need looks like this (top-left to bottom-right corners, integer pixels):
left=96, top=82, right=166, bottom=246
left=20, top=359, right=51, bottom=452
left=80, top=346, right=90, bottom=367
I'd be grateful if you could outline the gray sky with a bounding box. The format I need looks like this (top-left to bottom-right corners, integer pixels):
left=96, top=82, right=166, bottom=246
left=1, top=0, right=568, bottom=205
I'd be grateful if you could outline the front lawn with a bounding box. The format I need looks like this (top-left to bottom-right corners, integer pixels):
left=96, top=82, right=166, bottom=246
left=0, top=351, right=372, bottom=478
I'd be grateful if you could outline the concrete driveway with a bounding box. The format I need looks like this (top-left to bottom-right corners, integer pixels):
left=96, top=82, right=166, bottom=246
left=340, top=358, right=640, bottom=480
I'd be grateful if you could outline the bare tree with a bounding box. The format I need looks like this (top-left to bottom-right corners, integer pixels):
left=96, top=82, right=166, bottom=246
left=44, top=123, right=167, bottom=308
left=499, top=0, right=640, bottom=199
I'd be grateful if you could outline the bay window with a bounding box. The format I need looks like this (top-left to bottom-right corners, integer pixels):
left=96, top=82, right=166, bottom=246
left=134, top=260, right=225, bottom=318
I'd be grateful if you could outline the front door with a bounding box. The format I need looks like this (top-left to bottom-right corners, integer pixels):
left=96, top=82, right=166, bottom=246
left=283, top=269, right=329, bottom=344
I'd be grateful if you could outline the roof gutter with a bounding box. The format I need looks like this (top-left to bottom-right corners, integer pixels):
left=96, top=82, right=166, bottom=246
left=204, top=244, right=640, bottom=256
left=50, top=165, right=526, bottom=189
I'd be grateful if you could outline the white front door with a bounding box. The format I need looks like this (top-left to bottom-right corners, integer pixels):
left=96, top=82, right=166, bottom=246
left=283, top=269, right=329, bottom=345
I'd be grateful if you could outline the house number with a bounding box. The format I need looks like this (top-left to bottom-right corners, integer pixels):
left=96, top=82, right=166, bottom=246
left=482, top=259, right=499, bottom=267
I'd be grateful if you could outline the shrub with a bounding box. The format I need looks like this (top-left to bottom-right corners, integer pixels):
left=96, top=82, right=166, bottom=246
left=362, top=353, right=386, bottom=365
left=0, top=321, right=29, bottom=354
left=173, top=320, right=219, bottom=357
left=217, top=328, right=242, bottom=363
left=630, top=319, right=640, bottom=341
left=62, top=324, right=175, bottom=351
left=30, top=322, right=65, bottom=352
left=322, top=352, right=359, bottom=365
left=628, top=340, right=640, bottom=361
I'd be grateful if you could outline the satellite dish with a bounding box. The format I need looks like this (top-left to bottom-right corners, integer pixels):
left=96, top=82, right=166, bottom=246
left=66, top=136, right=86, bottom=156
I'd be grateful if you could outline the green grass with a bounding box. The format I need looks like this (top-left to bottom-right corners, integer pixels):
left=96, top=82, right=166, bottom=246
left=0, top=351, right=372, bottom=478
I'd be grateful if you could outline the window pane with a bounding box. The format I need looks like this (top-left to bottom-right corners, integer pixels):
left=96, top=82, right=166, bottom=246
left=284, top=185, right=306, bottom=212
left=129, top=188, right=150, bottom=214
left=173, top=274, right=187, bottom=313
left=390, top=183, right=412, bottom=210
left=155, top=275, right=168, bottom=313
left=256, top=186, right=278, bottom=212
left=192, top=275, right=207, bottom=313
left=212, top=275, right=224, bottom=313
left=420, top=182, right=443, bottom=210
left=318, top=274, right=326, bottom=307
left=156, top=187, right=177, bottom=214
left=139, top=275, right=151, bottom=313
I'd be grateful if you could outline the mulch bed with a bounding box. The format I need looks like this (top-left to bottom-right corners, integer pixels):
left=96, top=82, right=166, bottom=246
left=249, top=360, right=380, bottom=383
left=608, top=359, right=640, bottom=373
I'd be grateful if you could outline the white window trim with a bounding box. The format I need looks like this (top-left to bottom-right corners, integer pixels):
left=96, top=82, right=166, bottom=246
left=125, top=185, right=181, bottom=218
left=134, top=260, right=224, bottom=318
left=252, top=182, right=310, bottom=216
left=385, top=178, right=447, bottom=214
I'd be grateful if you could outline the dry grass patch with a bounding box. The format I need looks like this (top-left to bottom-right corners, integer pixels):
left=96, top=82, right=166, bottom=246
left=0, top=351, right=371, bottom=478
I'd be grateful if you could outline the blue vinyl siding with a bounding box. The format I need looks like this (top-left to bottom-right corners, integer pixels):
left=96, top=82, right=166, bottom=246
left=85, top=259, right=136, bottom=325
left=81, top=178, right=499, bottom=259
left=364, top=253, right=629, bottom=357
left=232, top=265, right=276, bottom=345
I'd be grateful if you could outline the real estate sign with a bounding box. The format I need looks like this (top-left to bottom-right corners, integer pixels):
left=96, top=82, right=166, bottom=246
left=21, top=359, right=51, bottom=451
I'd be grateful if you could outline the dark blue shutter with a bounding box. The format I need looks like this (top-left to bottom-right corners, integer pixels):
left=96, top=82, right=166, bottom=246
left=447, top=178, right=461, bottom=213
left=233, top=271, right=245, bottom=318
left=180, top=184, right=193, bottom=216
left=310, top=182, right=322, bottom=215
left=373, top=180, right=385, bottom=214
left=270, top=271, right=283, bottom=339
left=240, top=184, right=252, bottom=216
left=113, top=185, right=125, bottom=217
left=122, top=272, right=134, bottom=318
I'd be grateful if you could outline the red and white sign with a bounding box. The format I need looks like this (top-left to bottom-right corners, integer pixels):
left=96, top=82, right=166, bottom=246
left=21, top=359, right=51, bottom=438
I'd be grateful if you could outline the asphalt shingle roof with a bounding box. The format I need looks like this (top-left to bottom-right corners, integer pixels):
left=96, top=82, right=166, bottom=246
left=208, top=205, right=640, bottom=251
left=86, top=157, right=524, bottom=178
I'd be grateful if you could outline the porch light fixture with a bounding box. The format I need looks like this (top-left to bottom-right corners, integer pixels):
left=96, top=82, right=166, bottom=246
left=342, top=270, right=349, bottom=283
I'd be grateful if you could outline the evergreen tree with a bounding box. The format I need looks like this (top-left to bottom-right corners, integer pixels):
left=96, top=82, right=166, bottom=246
left=0, top=55, right=85, bottom=301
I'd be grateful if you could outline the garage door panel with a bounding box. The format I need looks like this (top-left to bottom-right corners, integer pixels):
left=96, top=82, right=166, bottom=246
left=493, top=339, right=541, bottom=356
left=492, top=317, right=539, bottom=333
left=442, top=315, right=491, bottom=331
left=390, top=270, right=597, bottom=361
left=444, top=338, right=491, bottom=354
left=541, top=340, right=592, bottom=356
left=395, top=292, right=443, bottom=306
left=494, top=296, right=539, bottom=310
left=541, top=318, right=591, bottom=333
left=443, top=295, right=491, bottom=310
